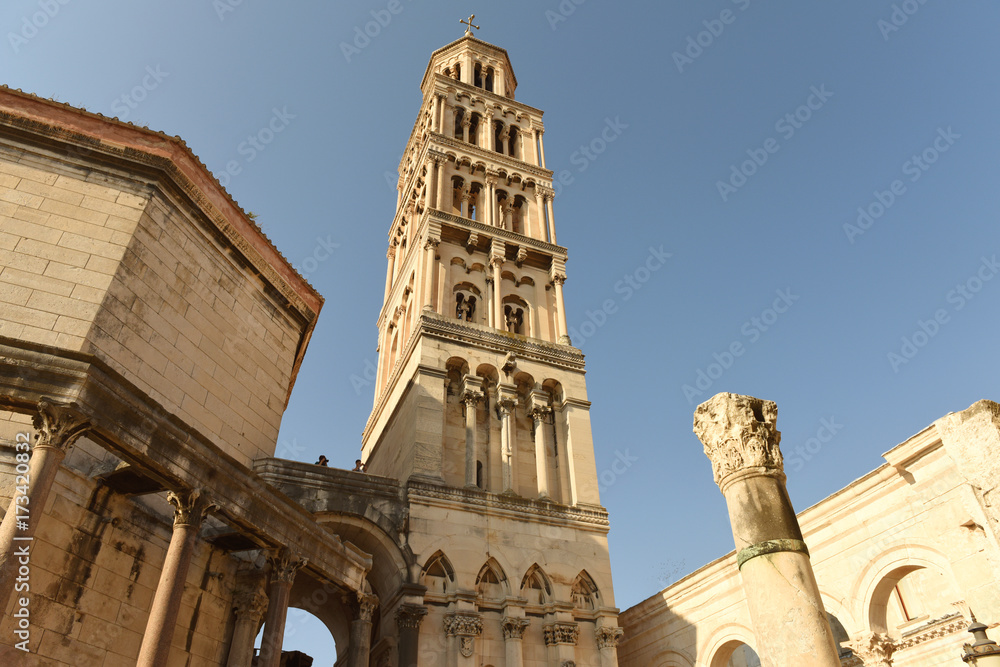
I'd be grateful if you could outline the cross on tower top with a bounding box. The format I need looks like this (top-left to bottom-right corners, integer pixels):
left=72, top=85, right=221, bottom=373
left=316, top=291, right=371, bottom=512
left=460, top=14, right=480, bottom=35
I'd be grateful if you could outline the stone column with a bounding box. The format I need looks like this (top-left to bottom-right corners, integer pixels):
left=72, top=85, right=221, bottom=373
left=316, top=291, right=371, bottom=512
left=396, top=604, right=428, bottom=667
left=486, top=111, right=496, bottom=152
left=498, top=384, right=518, bottom=494
left=445, top=612, right=483, bottom=666
left=462, top=375, right=484, bottom=488
left=428, top=157, right=439, bottom=210
left=257, top=549, right=306, bottom=667
left=461, top=114, right=471, bottom=143
left=528, top=391, right=552, bottom=499
left=0, top=399, right=89, bottom=612
left=485, top=276, right=494, bottom=333
left=538, top=129, right=547, bottom=168
left=545, top=194, right=557, bottom=244
left=533, top=188, right=546, bottom=242
left=421, top=237, right=439, bottom=311
left=137, top=490, right=216, bottom=667
left=491, top=255, right=504, bottom=330
left=693, top=392, right=840, bottom=667
left=485, top=173, right=498, bottom=228
left=551, top=273, right=571, bottom=345
left=595, top=625, right=625, bottom=667
left=846, top=631, right=895, bottom=667
left=384, top=244, right=397, bottom=301
left=226, top=588, right=269, bottom=667
left=501, top=616, right=529, bottom=667
left=348, top=592, right=379, bottom=667
left=435, top=93, right=445, bottom=133
left=498, top=125, right=509, bottom=156
left=543, top=621, right=579, bottom=666
left=437, top=160, right=449, bottom=212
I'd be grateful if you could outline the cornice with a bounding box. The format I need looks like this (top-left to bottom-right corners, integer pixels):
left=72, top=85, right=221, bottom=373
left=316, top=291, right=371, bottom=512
left=406, top=480, right=610, bottom=530
left=429, top=209, right=567, bottom=258
left=431, top=133, right=553, bottom=181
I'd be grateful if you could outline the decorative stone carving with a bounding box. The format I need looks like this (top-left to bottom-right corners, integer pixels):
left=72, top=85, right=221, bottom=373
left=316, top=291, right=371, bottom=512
left=501, top=617, right=529, bottom=639
left=395, top=604, right=428, bottom=630
left=358, top=592, right=379, bottom=621
left=445, top=613, right=483, bottom=658
left=466, top=231, right=478, bottom=253
left=233, top=590, right=269, bottom=624
left=561, top=662, right=576, bottom=667
left=267, top=548, right=307, bottom=584
left=846, top=631, right=896, bottom=667
left=692, top=392, right=784, bottom=486
left=544, top=622, right=580, bottom=646
left=595, top=626, right=624, bottom=649
left=33, top=398, right=89, bottom=451
left=516, top=246, right=527, bottom=266
left=166, top=489, right=216, bottom=528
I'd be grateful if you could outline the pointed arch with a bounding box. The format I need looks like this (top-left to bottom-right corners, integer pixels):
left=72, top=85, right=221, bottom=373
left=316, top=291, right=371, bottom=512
left=571, top=570, right=601, bottom=611
left=476, top=558, right=510, bottom=601
left=519, top=564, right=552, bottom=605
left=420, top=550, right=455, bottom=595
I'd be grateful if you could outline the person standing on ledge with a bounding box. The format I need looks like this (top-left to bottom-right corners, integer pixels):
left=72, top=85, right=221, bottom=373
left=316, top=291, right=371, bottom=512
left=315, top=455, right=328, bottom=466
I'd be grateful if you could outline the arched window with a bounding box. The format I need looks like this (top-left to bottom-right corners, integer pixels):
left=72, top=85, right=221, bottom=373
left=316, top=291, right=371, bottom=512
left=519, top=565, right=552, bottom=605
left=453, top=108, right=465, bottom=141
left=507, top=125, right=519, bottom=159
left=476, top=559, right=509, bottom=602
left=474, top=63, right=484, bottom=89
left=454, top=284, right=480, bottom=323
left=484, top=67, right=495, bottom=93
left=570, top=571, right=600, bottom=611
left=502, top=296, right=528, bottom=335
left=421, top=551, right=456, bottom=595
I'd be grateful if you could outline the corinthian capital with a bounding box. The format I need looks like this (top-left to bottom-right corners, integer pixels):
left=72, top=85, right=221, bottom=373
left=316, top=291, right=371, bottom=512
left=166, top=489, right=216, bottom=529
left=267, top=548, right=307, bottom=584
left=693, top=393, right=784, bottom=488
left=501, top=617, right=529, bottom=640
left=358, top=592, right=379, bottom=621
left=595, top=626, right=624, bottom=649
left=395, top=604, right=427, bottom=630
left=845, top=631, right=895, bottom=667
left=233, top=590, right=269, bottom=624
left=32, top=398, right=89, bottom=452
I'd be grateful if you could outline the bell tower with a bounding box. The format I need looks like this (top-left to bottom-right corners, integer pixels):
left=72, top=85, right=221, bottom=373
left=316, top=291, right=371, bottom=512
left=361, top=24, right=622, bottom=666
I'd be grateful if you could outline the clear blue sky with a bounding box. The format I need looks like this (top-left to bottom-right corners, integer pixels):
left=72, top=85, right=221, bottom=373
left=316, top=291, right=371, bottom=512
left=5, top=1, right=1000, bottom=661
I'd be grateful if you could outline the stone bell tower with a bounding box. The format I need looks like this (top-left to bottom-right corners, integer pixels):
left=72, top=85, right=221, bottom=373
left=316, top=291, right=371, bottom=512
left=359, top=20, right=623, bottom=667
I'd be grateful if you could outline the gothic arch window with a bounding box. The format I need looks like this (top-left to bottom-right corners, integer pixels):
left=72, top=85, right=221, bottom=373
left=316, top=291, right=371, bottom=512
left=421, top=551, right=455, bottom=595
left=570, top=571, right=600, bottom=611
left=519, top=564, right=552, bottom=605
left=476, top=559, right=509, bottom=603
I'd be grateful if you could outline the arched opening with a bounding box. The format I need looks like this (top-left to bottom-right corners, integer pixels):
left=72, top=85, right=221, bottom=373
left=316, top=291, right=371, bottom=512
left=519, top=564, right=552, bottom=606
left=476, top=558, right=510, bottom=605
left=421, top=550, right=456, bottom=596
left=570, top=570, right=600, bottom=612
left=474, top=62, right=484, bottom=89
left=454, top=283, right=481, bottom=323
left=709, top=641, right=761, bottom=667
left=254, top=607, right=339, bottom=666
left=502, top=296, right=528, bottom=336
left=493, top=121, right=505, bottom=155
left=868, top=565, right=961, bottom=638
left=453, top=108, right=465, bottom=141
left=485, top=67, right=495, bottom=93
left=469, top=113, right=481, bottom=147
left=507, top=125, right=519, bottom=159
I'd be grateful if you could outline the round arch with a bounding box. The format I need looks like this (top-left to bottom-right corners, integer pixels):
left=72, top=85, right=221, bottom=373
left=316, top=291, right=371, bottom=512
left=700, top=624, right=757, bottom=667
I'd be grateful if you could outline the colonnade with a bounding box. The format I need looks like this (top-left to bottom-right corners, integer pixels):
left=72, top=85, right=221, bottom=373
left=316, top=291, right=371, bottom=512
left=429, top=92, right=546, bottom=170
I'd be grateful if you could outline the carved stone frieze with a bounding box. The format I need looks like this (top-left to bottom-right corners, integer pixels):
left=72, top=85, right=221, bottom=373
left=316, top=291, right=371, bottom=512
left=33, top=398, right=89, bottom=452
left=501, top=617, right=529, bottom=640
left=692, top=392, right=784, bottom=487
left=595, top=626, right=624, bottom=649
left=444, top=613, right=483, bottom=637
left=544, top=622, right=580, bottom=646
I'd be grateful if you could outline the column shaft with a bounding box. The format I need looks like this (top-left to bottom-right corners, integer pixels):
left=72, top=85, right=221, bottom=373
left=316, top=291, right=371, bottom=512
left=428, top=159, right=439, bottom=209
left=545, top=196, right=557, bottom=244
left=533, top=410, right=551, bottom=498
left=553, top=277, right=569, bottom=344
left=492, top=259, right=503, bottom=329
left=437, top=160, right=448, bottom=212
left=465, top=398, right=479, bottom=487
left=538, top=131, right=547, bottom=167
left=256, top=551, right=304, bottom=667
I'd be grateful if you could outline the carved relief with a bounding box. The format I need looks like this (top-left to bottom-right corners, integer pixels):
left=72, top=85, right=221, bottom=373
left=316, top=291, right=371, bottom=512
left=595, top=626, right=624, bottom=649
left=358, top=592, right=379, bottom=622
left=395, top=604, right=428, bottom=630
left=692, top=392, right=784, bottom=486
left=501, top=617, right=529, bottom=640
left=33, top=398, right=89, bottom=452
left=544, top=622, right=580, bottom=646
left=845, top=631, right=896, bottom=667
left=444, top=613, right=483, bottom=637
left=166, top=489, right=216, bottom=529
left=232, top=590, right=269, bottom=624
left=267, top=548, right=307, bottom=584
